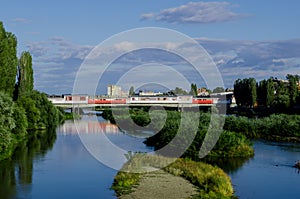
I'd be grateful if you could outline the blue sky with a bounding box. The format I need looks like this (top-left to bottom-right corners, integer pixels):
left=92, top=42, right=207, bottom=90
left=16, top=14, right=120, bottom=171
left=1, top=0, right=300, bottom=94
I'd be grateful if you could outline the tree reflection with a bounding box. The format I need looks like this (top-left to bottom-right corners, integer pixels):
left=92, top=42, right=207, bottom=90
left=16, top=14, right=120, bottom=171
left=202, top=156, right=253, bottom=174
left=0, top=128, right=56, bottom=199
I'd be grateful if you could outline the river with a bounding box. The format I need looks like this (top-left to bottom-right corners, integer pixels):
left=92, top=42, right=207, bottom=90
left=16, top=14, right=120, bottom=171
left=0, top=115, right=299, bottom=199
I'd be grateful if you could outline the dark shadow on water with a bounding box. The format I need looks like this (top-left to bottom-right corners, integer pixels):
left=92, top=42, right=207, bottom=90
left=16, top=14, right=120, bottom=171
left=201, top=156, right=253, bottom=174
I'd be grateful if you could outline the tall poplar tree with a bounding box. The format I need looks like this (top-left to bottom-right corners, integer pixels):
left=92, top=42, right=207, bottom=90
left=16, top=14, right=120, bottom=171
left=16, top=51, right=34, bottom=98
left=0, top=22, right=18, bottom=97
left=286, top=74, right=299, bottom=106
left=234, top=78, right=257, bottom=107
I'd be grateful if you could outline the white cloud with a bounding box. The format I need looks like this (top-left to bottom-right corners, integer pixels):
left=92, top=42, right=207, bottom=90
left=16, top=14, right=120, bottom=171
left=141, top=1, right=245, bottom=24
left=26, top=36, right=300, bottom=94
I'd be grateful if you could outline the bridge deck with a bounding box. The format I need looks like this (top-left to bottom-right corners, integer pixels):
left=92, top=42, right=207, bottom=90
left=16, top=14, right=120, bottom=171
left=53, top=103, right=213, bottom=108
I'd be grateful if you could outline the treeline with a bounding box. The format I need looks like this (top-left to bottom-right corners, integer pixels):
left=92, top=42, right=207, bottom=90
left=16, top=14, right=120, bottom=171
left=234, top=75, right=300, bottom=112
left=0, top=22, right=63, bottom=160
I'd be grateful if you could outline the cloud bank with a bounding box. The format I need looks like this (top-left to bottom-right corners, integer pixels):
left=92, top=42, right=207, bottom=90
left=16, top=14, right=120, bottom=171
left=141, top=1, right=244, bottom=24
left=26, top=37, right=300, bottom=94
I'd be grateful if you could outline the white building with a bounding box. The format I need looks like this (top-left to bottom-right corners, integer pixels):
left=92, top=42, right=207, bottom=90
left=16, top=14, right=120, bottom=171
left=107, top=85, right=128, bottom=97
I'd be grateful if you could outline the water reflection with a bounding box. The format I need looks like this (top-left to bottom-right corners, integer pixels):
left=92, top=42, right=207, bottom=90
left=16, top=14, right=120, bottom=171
left=60, top=119, right=119, bottom=135
left=202, top=156, right=253, bottom=174
left=0, top=129, right=56, bottom=199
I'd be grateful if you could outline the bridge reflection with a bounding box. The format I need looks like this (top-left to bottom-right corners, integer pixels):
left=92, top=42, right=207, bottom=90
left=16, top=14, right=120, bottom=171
left=59, top=120, right=120, bottom=135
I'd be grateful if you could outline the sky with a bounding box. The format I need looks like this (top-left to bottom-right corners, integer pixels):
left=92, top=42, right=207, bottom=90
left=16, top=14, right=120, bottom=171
left=1, top=0, right=300, bottom=94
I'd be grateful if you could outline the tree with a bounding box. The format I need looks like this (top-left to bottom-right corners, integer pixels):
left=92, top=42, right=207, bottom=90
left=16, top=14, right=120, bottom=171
left=234, top=78, right=257, bottom=107
left=16, top=51, right=34, bottom=99
left=129, top=86, right=135, bottom=96
left=17, top=96, right=40, bottom=129
left=0, top=92, right=15, bottom=153
left=172, top=87, right=188, bottom=95
left=189, top=83, right=198, bottom=96
left=257, top=78, right=274, bottom=107
left=266, top=79, right=275, bottom=107
left=12, top=103, right=28, bottom=136
left=212, top=87, right=225, bottom=93
left=0, top=22, right=18, bottom=97
left=234, top=79, right=243, bottom=106
left=248, top=78, right=257, bottom=107
left=286, top=74, right=299, bottom=107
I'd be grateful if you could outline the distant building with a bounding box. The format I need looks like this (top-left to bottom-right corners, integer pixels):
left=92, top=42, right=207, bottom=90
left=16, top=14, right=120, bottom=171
left=107, top=85, right=122, bottom=97
left=197, top=88, right=209, bottom=96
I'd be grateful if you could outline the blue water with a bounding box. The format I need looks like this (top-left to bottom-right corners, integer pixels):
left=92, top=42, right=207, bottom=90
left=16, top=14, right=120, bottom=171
left=1, top=116, right=299, bottom=199
left=229, top=141, right=300, bottom=199
left=0, top=116, right=153, bottom=199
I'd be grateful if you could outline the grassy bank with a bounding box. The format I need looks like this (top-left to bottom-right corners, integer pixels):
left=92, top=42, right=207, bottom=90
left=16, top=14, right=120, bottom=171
left=224, top=114, right=300, bottom=142
left=112, top=154, right=234, bottom=199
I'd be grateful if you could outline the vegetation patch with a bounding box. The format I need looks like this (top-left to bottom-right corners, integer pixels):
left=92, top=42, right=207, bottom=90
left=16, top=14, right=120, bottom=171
left=111, top=154, right=234, bottom=199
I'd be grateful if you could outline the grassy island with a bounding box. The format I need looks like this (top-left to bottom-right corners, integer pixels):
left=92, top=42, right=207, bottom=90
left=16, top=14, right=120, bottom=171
left=112, top=154, right=234, bottom=199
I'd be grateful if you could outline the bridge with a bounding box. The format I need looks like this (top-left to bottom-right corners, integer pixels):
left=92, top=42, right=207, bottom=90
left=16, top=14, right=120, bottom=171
left=48, top=95, right=215, bottom=112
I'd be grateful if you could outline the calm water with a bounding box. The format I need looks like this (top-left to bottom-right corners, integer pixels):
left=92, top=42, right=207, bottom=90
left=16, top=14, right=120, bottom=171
left=0, top=116, right=153, bottom=199
left=0, top=116, right=299, bottom=199
left=229, top=141, right=300, bottom=199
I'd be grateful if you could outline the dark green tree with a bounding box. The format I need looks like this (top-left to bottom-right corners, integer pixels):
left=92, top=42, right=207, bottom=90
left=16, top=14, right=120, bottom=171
left=234, top=79, right=243, bottom=106
left=266, top=79, right=275, bottom=106
left=286, top=74, right=299, bottom=107
left=234, top=78, right=257, bottom=107
left=0, top=92, right=15, bottom=154
left=16, top=51, right=34, bottom=99
left=17, top=96, right=40, bottom=129
left=257, top=78, right=274, bottom=107
left=212, top=87, right=225, bottom=93
left=0, top=22, right=18, bottom=97
left=172, top=87, right=188, bottom=95
left=189, top=83, right=198, bottom=96
left=129, top=86, right=135, bottom=96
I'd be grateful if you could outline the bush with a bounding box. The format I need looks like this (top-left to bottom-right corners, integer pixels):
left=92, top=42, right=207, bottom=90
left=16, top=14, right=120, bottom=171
left=0, top=92, right=15, bottom=154
left=17, top=96, right=40, bottom=129
left=12, top=103, right=28, bottom=137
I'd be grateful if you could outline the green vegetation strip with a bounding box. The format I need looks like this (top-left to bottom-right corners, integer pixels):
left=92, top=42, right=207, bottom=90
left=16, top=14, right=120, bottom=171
left=112, top=154, right=234, bottom=199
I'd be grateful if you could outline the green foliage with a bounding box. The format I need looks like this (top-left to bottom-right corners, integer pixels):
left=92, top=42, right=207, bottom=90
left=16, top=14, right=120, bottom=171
left=27, top=91, right=63, bottom=129
left=129, top=86, right=135, bottom=96
left=0, top=92, right=15, bottom=154
left=17, top=96, right=40, bottom=129
left=234, top=78, right=257, bottom=107
left=0, top=21, right=62, bottom=161
left=16, top=51, right=34, bottom=99
left=172, top=87, right=188, bottom=95
left=212, top=87, right=225, bottom=93
left=274, top=94, right=290, bottom=112
left=167, top=158, right=234, bottom=198
left=0, top=22, right=18, bottom=97
left=224, top=114, right=300, bottom=141
left=103, top=109, right=254, bottom=159
left=234, top=74, right=300, bottom=111
left=257, top=78, right=275, bottom=107
left=286, top=74, right=299, bottom=106
left=12, top=103, right=28, bottom=137
left=190, top=83, right=198, bottom=96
